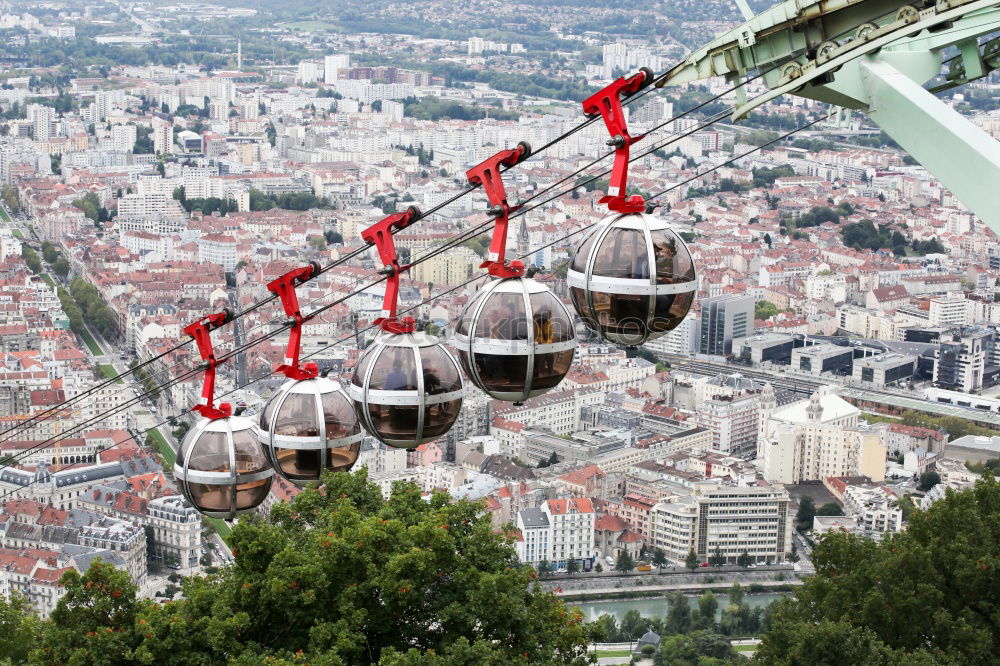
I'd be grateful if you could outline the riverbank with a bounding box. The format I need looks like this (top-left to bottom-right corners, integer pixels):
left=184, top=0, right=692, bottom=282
left=559, top=580, right=799, bottom=601
left=574, top=592, right=790, bottom=622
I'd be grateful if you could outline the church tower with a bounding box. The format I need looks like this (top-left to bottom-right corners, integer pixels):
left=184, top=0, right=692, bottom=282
left=516, top=216, right=530, bottom=265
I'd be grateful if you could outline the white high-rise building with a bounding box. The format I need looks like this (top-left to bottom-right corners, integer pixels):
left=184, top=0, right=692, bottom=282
left=651, top=482, right=792, bottom=565
left=646, top=313, right=699, bottom=356
left=152, top=119, right=172, bottom=156
left=93, top=90, right=126, bottom=123
left=108, top=124, right=137, bottom=153
left=324, top=54, right=350, bottom=83
left=26, top=104, right=55, bottom=141
left=761, top=389, right=887, bottom=484
left=297, top=60, right=323, bottom=85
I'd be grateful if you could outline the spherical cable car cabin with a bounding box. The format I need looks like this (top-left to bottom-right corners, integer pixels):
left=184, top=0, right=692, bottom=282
left=173, top=310, right=274, bottom=518
left=566, top=69, right=697, bottom=347
left=259, top=375, right=362, bottom=485
left=256, top=264, right=362, bottom=486
left=350, top=329, right=463, bottom=448
left=567, top=212, right=696, bottom=347
left=452, top=143, right=577, bottom=403
left=176, top=415, right=273, bottom=519
left=348, top=207, right=464, bottom=448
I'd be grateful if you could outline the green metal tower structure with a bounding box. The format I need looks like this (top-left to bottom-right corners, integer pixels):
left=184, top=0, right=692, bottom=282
left=657, top=0, right=1000, bottom=233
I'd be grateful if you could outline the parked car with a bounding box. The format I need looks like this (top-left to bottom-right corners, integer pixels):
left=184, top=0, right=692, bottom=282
left=699, top=562, right=710, bottom=567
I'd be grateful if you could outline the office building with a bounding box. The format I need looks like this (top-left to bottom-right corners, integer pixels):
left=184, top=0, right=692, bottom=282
left=791, top=343, right=853, bottom=376
left=852, top=353, right=916, bottom=387
left=699, top=295, right=753, bottom=356
left=650, top=482, right=792, bottom=565
left=933, top=327, right=1000, bottom=392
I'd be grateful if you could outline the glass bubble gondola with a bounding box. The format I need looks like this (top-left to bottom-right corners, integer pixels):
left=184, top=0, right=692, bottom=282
left=349, top=207, right=463, bottom=449
left=453, top=143, right=576, bottom=403
left=257, top=264, right=362, bottom=486
left=173, top=310, right=273, bottom=519
left=454, top=277, right=576, bottom=403
left=175, top=415, right=273, bottom=519
left=349, top=330, right=463, bottom=449
left=566, top=212, right=697, bottom=347
left=259, top=375, right=362, bottom=486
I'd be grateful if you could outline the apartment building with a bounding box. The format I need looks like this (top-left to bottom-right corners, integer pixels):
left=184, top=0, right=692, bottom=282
left=650, top=482, right=792, bottom=565
left=696, top=391, right=760, bottom=456
left=843, top=485, right=903, bottom=535
left=514, top=497, right=596, bottom=570
left=762, top=391, right=886, bottom=484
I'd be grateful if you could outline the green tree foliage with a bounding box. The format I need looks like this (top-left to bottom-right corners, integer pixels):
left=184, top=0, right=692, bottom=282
left=966, top=458, right=1000, bottom=475
left=697, top=591, right=718, bottom=629
left=7, top=471, right=594, bottom=664
left=795, top=496, right=816, bottom=531
left=750, top=165, right=795, bottom=187
left=816, top=502, right=844, bottom=517
left=1, top=184, right=19, bottom=214
left=754, top=476, right=1000, bottom=665
left=592, top=613, right=618, bottom=642
left=895, top=409, right=993, bottom=440
left=21, top=245, right=42, bottom=274
left=566, top=558, right=580, bottom=576
left=910, top=238, right=947, bottom=255
left=72, top=192, right=102, bottom=222
left=324, top=230, right=344, bottom=245
left=615, top=550, right=635, bottom=573
left=665, top=591, right=692, bottom=634
left=402, top=96, right=519, bottom=121
left=179, top=196, right=237, bottom=216
left=620, top=608, right=647, bottom=640
left=685, top=549, right=699, bottom=571
left=40, top=241, right=57, bottom=264
left=736, top=551, right=753, bottom=568
left=840, top=219, right=911, bottom=253
left=709, top=546, right=726, bottom=568
left=57, top=287, right=85, bottom=334
left=0, top=594, right=40, bottom=663
left=133, top=125, right=154, bottom=154
left=248, top=188, right=325, bottom=211
left=69, top=277, right=117, bottom=339
left=755, top=300, right=778, bottom=321
left=652, top=548, right=667, bottom=572
left=32, top=561, right=138, bottom=664
left=52, top=256, right=70, bottom=278
left=655, top=630, right=738, bottom=665
left=918, top=471, right=941, bottom=491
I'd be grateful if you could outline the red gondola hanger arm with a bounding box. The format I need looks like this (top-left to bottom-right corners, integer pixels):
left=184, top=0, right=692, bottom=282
left=466, top=142, right=532, bottom=279
left=582, top=67, right=654, bottom=214
left=183, top=309, right=233, bottom=420
left=268, top=261, right=321, bottom=380
left=361, top=206, right=421, bottom=334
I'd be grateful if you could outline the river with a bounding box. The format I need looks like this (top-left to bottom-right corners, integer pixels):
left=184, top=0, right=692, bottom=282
left=571, top=592, right=789, bottom=623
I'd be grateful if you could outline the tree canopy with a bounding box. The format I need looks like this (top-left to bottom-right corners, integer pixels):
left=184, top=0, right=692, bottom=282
left=7, top=470, right=595, bottom=664
left=754, top=475, right=1000, bottom=665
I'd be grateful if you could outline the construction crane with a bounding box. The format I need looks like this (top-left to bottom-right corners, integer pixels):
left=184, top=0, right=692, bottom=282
left=656, top=0, right=1000, bottom=232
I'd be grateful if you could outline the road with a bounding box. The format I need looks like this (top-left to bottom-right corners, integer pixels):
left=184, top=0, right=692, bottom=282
left=228, top=286, right=248, bottom=386
left=537, top=561, right=811, bottom=597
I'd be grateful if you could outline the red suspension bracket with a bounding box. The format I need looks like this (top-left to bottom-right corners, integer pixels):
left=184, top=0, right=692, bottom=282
left=268, top=261, right=321, bottom=380
left=184, top=309, right=234, bottom=420
left=466, top=141, right=532, bottom=278
left=361, top=205, right=421, bottom=334
left=582, top=67, right=654, bottom=214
